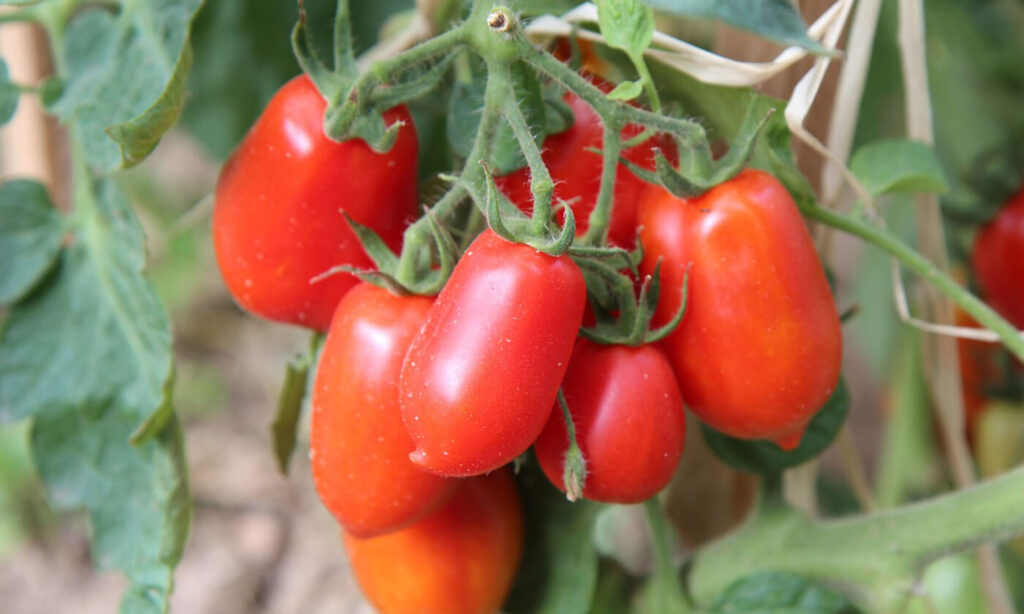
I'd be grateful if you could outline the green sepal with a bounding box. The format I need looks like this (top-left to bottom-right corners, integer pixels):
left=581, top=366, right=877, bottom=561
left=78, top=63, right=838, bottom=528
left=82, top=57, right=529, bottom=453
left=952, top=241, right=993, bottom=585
left=368, top=53, right=457, bottom=110
left=341, top=212, right=399, bottom=272
left=646, top=264, right=690, bottom=343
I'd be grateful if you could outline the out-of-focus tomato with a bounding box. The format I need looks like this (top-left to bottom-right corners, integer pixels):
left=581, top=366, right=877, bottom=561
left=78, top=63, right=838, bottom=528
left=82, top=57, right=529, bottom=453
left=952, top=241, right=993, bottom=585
left=213, top=75, right=418, bottom=330
left=311, top=283, right=455, bottom=538
left=639, top=169, right=842, bottom=449
left=534, top=339, right=686, bottom=503
left=343, top=470, right=523, bottom=614
left=400, top=230, right=586, bottom=476
left=972, top=185, right=1024, bottom=330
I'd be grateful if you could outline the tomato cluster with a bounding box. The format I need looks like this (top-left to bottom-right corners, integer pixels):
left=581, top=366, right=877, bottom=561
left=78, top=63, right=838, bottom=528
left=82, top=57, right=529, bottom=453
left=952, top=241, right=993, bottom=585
left=212, top=62, right=843, bottom=613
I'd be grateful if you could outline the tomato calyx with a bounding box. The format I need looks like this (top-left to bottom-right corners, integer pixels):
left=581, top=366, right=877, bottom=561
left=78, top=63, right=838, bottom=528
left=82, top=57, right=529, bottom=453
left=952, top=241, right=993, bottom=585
left=625, top=104, right=774, bottom=199
left=556, top=389, right=588, bottom=502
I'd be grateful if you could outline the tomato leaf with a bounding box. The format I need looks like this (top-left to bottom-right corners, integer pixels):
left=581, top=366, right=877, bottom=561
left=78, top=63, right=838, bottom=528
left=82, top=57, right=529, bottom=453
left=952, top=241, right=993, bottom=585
left=0, top=178, right=173, bottom=440
left=270, top=334, right=322, bottom=476
left=48, top=0, right=203, bottom=171
left=597, top=0, right=654, bottom=59
left=702, top=378, right=850, bottom=474
left=0, top=59, right=19, bottom=126
left=31, top=403, right=190, bottom=614
left=849, top=139, right=949, bottom=197
left=0, top=180, right=63, bottom=303
left=642, top=0, right=828, bottom=54
left=505, top=466, right=602, bottom=614
left=607, top=80, right=643, bottom=101
left=709, top=571, right=860, bottom=613
left=447, top=58, right=546, bottom=175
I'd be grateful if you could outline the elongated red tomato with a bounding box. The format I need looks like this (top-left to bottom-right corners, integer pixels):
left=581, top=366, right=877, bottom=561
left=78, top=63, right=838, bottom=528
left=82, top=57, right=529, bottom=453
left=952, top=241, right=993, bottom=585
left=972, top=185, right=1024, bottom=329
left=639, top=169, right=842, bottom=449
left=534, top=339, right=686, bottom=503
left=311, top=283, right=455, bottom=538
left=494, top=89, right=667, bottom=247
left=213, top=74, right=418, bottom=331
left=400, top=230, right=587, bottom=476
left=344, top=470, right=523, bottom=614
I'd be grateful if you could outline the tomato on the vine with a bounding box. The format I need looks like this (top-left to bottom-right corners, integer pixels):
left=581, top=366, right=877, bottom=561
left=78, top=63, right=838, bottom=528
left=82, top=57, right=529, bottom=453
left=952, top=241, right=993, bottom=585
left=534, top=339, right=686, bottom=503
left=971, top=184, right=1024, bottom=330
left=494, top=87, right=668, bottom=247
left=343, top=469, right=523, bottom=614
left=400, top=230, right=586, bottom=476
left=639, top=169, right=842, bottom=449
left=310, top=283, right=455, bottom=538
left=213, top=74, right=419, bottom=331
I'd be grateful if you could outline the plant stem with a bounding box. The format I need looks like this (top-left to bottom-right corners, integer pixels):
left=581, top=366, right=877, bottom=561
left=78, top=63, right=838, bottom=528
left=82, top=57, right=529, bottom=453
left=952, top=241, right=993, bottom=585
left=689, top=465, right=1024, bottom=611
left=630, top=51, right=661, bottom=114
left=801, top=203, right=1024, bottom=363
left=581, top=123, right=622, bottom=246
left=643, top=498, right=690, bottom=612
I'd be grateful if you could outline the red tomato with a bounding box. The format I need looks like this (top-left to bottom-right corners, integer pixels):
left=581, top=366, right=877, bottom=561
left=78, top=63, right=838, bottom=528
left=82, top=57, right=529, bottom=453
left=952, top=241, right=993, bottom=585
left=400, top=230, right=586, bottom=476
left=534, top=339, right=686, bottom=503
left=343, top=469, right=523, bottom=614
left=311, top=283, right=455, bottom=538
left=972, top=185, right=1024, bottom=329
left=213, top=74, right=419, bottom=331
left=494, top=88, right=667, bottom=247
left=639, top=169, right=842, bottom=449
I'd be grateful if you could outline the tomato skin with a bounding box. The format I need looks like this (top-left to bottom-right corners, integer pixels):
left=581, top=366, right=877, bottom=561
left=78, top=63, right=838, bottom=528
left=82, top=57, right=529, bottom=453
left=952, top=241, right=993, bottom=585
left=213, top=75, right=419, bottom=331
left=343, top=470, right=523, bottom=614
left=400, top=230, right=587, bottom=476
left=972, top=186, right=1024, bottom=329
left=639, top=169, right=842, bottom=449
left=494, top=89, right=666, bottom=247
left=310, top=283, right=455, bottom=538
left=534, top=339, right=686, bottom=503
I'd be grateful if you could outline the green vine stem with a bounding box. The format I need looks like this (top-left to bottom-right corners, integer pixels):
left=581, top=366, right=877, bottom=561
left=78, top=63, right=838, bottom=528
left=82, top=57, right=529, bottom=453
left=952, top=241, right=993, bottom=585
left=581, top=123, right=623, bottom=247
left=643, top=498, right=690, bottom=612
left=689, top=464, right=1024, bottom=611
left=799, top=202, right=1024, bottom=363
left=556, top=389, right=586, bottom=502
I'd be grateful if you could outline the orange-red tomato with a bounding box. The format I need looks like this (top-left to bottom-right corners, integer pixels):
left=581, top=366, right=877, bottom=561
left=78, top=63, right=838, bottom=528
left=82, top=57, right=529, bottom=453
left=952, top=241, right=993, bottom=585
left=534, top=339, right=686, bottom=503
left=311, top=283, right=455, bottom=538
left=639, top=169, right=842, bottom=449
left=213, top=75, right=418, bottom=330
left=344, top=470, right=523, bottom=614
left=972, top=184, right=1024, bottom=329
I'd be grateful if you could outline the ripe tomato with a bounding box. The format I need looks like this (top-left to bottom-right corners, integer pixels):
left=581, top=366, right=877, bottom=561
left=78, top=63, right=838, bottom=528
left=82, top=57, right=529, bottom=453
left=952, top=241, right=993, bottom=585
left=494, top=88, right=667, bottom=247
left=534, top=339, right=686, bottom=503
left=972, top=185, right=1024, bottom=329
left=213, top=74, right=419, bottom=331
left=343, top=469, right=523, bottom=614
left=311, top=283, right=455, bottom=538
left=639, top=169, right=842, bottom=449
left=400, top=230, right=586, bottom=476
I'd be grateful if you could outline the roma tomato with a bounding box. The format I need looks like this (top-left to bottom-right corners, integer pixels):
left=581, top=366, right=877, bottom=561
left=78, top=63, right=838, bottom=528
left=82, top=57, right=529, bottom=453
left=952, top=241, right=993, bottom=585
left=213, top=74, right=418, bottom=331
left=972, top=185, right=1024, bottom=329
left=494, top=88, right=667, bottom=247
left=400, top=230, right=586, bottom=476
left=311, top=283, right=455, bottom=538
left=534, top=339, right=686, bottom=503
left=639, top=169, right=842, bottom=449
left=343, top=469, right=523, bottom=614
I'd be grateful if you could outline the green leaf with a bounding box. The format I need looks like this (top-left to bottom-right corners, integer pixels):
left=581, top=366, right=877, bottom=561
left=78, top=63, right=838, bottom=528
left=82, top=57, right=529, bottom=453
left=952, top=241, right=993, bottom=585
left=702, top=378, right=850, bottom=474
left=271, top=334, right=322, bottom=475
left=447, top=58, right=546, bottom=175
left=642, top=0, right=827, bottom=54
left=0, top=178, right=173, bottom=437
left=607, top=80, right=643, bottom=101
left=505, top=468, right=602, bottom=614
left=32, top=403, right=191, bottom=614
left=0, top=180, right=63, bottom=303
left=710, top=571, right=860, bottom=613
left=849, top=139, right=949, bottom=197
left=49, top=0, right=204, bottom=171
left=0, top=59, right=19, bottom=125
left=597, top=0, right=654, bottom=58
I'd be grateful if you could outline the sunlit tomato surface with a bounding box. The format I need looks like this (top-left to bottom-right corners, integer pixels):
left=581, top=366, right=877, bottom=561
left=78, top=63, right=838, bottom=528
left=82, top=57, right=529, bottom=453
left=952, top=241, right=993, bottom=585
left=972, top=185, right=1024, bottom=329
left=534, top=339, right=686, bottom=503
left=639, top=169, right=842, bottom=449
left=310, top=283, right=454, bottom=538
left=400, top=230, right=586, bottom=476
left=494, top=88, right=667, bottom=247
left=343, top=470, right=523, bottom=614
left=213, top=74, right=419, bottom=330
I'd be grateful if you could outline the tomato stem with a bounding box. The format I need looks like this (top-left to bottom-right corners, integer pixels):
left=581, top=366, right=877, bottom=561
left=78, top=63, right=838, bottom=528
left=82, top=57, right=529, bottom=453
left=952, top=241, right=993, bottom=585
left=580, top=123, right=623, bottom=247
left=557, top=389, right=587, bottom=502
left=643, top=498, right=691, bottom=611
